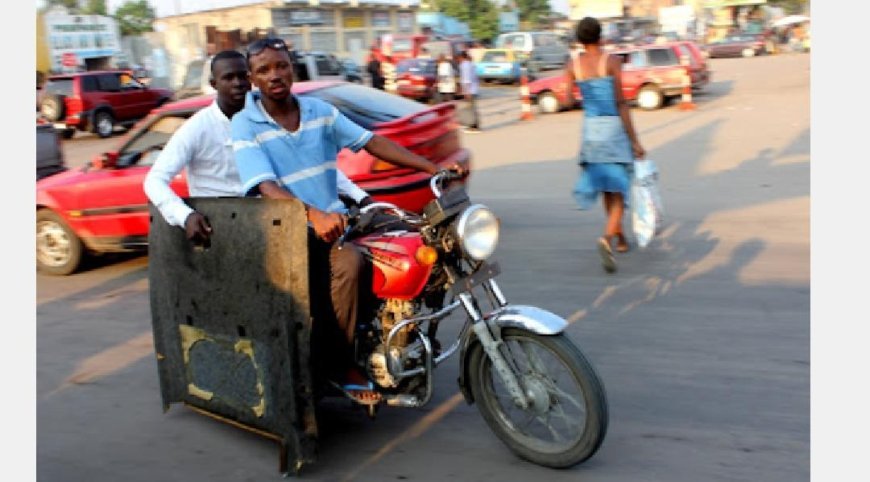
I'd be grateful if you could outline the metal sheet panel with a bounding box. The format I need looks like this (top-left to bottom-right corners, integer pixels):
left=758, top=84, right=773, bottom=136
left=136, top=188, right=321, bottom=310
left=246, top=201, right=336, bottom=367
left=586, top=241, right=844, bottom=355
left=147, top=198, right=317, bottom=474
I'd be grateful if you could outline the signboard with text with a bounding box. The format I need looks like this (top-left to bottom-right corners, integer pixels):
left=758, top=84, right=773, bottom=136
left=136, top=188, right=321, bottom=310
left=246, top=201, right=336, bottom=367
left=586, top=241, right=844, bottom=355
left=43, top=11, right=122, bottom=71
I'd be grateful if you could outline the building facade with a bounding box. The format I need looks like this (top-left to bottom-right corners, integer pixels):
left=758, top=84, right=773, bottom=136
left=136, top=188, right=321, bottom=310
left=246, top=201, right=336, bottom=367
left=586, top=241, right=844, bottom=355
left=155, top=0, right=421, bottom=88
left=36, top=6, right=123, bottom=77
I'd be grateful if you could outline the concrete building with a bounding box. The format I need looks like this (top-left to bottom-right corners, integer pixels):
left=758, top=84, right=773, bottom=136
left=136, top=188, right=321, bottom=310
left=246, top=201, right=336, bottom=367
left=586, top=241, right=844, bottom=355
left=154, top=0, right=421, bottom=88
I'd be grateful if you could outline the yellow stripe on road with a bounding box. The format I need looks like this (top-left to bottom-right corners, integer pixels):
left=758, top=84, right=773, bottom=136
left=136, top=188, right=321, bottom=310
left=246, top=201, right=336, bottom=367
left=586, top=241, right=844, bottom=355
left=46, top=331, right=154, bottom=398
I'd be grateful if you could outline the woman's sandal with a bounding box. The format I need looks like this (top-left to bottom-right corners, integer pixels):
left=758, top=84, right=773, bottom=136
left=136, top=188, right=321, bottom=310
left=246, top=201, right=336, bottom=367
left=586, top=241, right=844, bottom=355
left=597, top=237, right=617, bottom=273
left=614, top=233, right=630, bottom=253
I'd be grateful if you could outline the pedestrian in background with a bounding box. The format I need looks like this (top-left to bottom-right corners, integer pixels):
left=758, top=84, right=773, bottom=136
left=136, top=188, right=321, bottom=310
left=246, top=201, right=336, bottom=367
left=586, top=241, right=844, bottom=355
left=435, top=54, right=457, bottom=104
left=457, top=51, right=481, bottom=133
left=367, top=47, right=385, bottom=90
left=563, top=17, right=645, bottom=273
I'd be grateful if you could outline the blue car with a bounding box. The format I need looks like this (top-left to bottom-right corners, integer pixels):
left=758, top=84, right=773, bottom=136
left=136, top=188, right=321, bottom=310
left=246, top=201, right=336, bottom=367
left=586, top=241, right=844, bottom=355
left=475, top=49, right=528, bottom=84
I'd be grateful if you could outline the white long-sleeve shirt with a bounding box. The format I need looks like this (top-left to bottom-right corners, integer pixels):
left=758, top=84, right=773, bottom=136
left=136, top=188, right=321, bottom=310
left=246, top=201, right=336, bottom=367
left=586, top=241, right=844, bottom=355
left=144, top=100, right=369, bottom=228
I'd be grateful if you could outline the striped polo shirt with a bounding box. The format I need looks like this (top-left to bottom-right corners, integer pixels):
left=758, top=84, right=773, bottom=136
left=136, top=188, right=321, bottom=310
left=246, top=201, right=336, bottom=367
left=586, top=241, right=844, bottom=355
left=231, top=91, right=374, bottom=213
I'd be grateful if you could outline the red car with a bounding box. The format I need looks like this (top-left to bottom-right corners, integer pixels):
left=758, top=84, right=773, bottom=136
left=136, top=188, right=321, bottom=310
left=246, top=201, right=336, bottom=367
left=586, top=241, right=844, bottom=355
left=395, top=58, right=437, bottom=103
left=530, top=44, right=702, bottom=112
left=36, top=81, right=472, bottom=275
left=38, top=70, right=174, bottom=139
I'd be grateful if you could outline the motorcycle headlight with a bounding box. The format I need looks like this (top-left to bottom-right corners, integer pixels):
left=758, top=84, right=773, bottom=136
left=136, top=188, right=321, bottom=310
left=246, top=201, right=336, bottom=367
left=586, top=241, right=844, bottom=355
left=455, top=204, right=500, bottom=260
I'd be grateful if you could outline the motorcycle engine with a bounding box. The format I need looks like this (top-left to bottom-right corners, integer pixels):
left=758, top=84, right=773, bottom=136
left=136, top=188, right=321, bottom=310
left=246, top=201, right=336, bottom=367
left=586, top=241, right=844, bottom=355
left=367, top=298, right=418, bottom=389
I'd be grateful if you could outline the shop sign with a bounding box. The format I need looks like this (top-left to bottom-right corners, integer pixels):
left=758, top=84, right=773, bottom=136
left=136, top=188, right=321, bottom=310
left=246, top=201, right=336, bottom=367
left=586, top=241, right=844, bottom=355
left=343, top=11, right=365, bottom=28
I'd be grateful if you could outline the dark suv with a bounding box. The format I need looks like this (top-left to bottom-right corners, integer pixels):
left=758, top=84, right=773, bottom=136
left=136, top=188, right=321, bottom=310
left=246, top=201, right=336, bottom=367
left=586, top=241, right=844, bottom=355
left=38, top=71, right=174, bottom=138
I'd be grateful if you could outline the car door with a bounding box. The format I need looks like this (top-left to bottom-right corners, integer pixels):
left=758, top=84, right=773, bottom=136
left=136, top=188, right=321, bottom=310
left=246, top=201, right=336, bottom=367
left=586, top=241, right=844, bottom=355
left=94, top=73, right=126, bottom=118
left=619, top=50, right=647, bottom=100
left=119, top=73, right=154, bottom=119
left=73, top=113, right=190, bottom=242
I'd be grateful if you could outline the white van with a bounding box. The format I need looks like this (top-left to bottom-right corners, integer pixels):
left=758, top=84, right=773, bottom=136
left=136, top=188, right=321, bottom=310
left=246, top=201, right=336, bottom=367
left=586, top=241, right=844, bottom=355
left=494, top=31, right=570, bottom=72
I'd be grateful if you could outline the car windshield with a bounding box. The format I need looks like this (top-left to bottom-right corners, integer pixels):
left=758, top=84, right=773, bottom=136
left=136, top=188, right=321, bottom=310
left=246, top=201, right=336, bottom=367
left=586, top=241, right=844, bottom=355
left=305, top=83, right=426, bottom=129
left=44, top=79, right=74, bottom=96
left=118, top=113, right=193, bottom=166
left=397, top=59, right=434, bottom=74
left=481, top=51, right=511, bottom=62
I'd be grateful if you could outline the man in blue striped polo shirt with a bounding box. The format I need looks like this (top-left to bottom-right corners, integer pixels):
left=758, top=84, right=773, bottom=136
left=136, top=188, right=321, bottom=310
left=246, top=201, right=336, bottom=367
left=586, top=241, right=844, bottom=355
left=231, top=38, right=454, bottom=403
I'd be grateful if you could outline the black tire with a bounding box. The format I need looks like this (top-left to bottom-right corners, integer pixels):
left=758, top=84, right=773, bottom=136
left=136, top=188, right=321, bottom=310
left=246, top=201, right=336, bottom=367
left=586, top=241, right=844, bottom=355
left=36, top=209, right=84, bottom=276
left=61, top=128, right=75, bottom=139
left=92, top=110, right=115, bottom=138
left=468, top=329, right=608, bottom=469
left=40, top=94, right=65, bottom=122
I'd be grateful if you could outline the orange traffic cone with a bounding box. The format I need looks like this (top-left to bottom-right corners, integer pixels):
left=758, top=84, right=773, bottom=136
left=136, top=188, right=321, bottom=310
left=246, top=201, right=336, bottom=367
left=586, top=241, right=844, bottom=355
left=678, top=55, right=696, bottom=111
left=519, top=67, right=535, bottom=121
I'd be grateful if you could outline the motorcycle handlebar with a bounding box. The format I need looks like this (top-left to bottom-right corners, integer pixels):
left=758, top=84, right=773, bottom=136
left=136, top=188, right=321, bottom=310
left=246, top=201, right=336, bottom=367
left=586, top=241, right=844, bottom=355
left=430, top=169, right=462, bottom=198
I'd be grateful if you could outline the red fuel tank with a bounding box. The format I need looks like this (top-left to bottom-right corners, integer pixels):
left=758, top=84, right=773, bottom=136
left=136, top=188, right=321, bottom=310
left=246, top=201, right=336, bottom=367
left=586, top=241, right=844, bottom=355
left=353, top=232, right=433, bottom=300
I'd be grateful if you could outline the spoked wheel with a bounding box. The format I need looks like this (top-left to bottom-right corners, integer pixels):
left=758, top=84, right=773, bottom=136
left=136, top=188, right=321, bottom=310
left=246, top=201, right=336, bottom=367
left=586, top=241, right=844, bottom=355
left=468, top=328, right=608, bottom=468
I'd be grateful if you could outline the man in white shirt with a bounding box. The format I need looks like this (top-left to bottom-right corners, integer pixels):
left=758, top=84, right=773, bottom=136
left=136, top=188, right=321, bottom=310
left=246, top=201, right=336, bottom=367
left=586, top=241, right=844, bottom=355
left=435, top=54, right=456, bottom=104
left=458, top=51, right=481, bottom=133
left=144, top=50, right=372, bottom=246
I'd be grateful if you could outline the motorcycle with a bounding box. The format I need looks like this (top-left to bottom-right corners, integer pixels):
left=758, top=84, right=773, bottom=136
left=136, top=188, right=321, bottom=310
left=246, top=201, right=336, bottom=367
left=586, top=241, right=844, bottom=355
left=331, top=170, right=609, bottom=469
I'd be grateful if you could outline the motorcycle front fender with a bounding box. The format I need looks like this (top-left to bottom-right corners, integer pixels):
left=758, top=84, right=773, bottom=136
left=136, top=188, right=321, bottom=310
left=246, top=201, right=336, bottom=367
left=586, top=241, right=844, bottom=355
left=456, top=305, right=569, bottom=404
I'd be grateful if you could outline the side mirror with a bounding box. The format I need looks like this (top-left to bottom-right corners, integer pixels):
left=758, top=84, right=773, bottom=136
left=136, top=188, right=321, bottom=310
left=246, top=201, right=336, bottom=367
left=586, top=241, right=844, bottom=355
left=92, top=151, right=118, bottom=170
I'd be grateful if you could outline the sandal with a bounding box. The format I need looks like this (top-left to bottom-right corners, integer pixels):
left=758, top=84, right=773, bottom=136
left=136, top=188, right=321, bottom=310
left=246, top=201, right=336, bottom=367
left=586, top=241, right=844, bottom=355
left=597, top=237, right=617, bottom=273
left=614, top=233, right=630, bottom=253
left=329, top=380, right=382, bottom=406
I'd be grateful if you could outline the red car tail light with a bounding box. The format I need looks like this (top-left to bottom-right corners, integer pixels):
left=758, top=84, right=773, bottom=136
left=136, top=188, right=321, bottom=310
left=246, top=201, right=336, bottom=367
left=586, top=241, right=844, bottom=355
left=65, top=96, right=83, bottom=118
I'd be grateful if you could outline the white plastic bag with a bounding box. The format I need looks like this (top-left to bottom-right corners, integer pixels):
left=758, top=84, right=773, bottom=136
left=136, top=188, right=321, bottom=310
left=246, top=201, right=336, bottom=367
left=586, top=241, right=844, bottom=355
left=630, top=160, right=664, bottom=249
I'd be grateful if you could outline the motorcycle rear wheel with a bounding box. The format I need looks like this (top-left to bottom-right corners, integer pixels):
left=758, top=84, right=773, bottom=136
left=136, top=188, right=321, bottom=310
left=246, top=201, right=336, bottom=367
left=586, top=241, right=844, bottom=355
left=468, top=328, right=608, bottom=468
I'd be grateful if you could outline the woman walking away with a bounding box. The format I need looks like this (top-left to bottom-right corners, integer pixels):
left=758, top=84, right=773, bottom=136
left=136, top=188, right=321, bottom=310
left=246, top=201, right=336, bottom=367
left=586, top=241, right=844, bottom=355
left=565, top=16, right=646, bottom=273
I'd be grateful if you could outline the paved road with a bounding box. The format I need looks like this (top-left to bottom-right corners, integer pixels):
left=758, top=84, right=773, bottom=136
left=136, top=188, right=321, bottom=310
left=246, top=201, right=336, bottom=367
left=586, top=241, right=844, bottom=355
left=38, top=53, right=809, bottom=482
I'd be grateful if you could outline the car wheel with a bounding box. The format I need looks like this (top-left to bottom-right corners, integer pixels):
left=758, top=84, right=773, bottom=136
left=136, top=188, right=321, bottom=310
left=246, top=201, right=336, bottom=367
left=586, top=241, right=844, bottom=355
left=40, top=94, right=65, bottom=122
left=741, top=47, right=756, bottom=58
left=36, top=209, right=84, bottom=276
left=61, top=128, right=75, bottom=140
left=92, top=111, right=115, bottom=138
left=538, top=92, right=561, bottom=114
left=637, top=85, right=663, bottom=111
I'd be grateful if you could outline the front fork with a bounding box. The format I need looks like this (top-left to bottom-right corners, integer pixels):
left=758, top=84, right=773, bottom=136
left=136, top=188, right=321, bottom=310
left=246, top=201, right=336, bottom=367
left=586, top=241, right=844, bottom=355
left=458, top=279, right=531, bottom=409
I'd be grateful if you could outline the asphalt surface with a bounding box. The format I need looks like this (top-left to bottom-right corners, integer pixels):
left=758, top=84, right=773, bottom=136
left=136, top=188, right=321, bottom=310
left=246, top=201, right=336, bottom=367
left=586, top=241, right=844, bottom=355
left=38, top=52, right=810, bottom=481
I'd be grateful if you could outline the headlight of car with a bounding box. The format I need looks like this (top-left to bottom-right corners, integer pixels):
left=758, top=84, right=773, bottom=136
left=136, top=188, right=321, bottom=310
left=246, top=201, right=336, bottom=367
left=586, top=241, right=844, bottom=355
left=455, top=204, right=500, bottom=261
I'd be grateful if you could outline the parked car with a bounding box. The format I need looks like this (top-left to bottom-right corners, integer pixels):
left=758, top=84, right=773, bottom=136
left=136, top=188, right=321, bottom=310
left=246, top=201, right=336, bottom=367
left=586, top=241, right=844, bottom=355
left=529, top=44, right=698, bottom=112
left=339, top=58, right=364, bottom=83
left=705, top=34, right=766, bottom=58
left=661, top=41, right=711, bottom=91
left=35, top=81, right=471, bottom=275
left=476, top=49, right=527, bottom=84
left=38, top=70, right=174, bottom=139
left=494, top=31, right=570, bottom=72
left=395, top=58, right=437, bottom=103
left=36, top=116, right=67, bottom=181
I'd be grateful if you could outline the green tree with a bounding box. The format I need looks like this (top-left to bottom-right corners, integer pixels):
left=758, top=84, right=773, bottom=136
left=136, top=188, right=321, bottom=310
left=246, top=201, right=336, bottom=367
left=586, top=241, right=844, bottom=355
left=114, top=0, right=155, bottom=36
left=515, top=0, right=550, bottom=27
left=82, top=0, right=107, bottom=15
left=434, top=0, right=500, bottom=42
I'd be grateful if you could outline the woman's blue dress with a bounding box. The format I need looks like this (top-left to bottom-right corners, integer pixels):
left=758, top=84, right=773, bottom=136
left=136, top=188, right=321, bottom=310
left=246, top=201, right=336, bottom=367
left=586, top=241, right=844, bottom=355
left=572, top=70, right=634, bottom=210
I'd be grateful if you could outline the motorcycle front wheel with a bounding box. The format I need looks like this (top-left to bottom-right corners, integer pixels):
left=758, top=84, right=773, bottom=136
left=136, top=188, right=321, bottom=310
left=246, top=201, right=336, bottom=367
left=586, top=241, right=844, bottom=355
left=468, top=328, right=608, bottom=468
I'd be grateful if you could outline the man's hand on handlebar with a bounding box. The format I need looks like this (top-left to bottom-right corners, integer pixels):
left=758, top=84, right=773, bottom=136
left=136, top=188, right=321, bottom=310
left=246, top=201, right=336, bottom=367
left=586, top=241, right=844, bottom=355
left=308, top=206, right=347, bottom=243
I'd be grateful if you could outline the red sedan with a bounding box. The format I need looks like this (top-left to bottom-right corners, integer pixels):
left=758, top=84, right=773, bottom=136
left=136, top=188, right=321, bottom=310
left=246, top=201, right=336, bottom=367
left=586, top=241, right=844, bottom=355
left=36, top=81, right=472, bottom=275
left=395, top=58, right=437, bottom=103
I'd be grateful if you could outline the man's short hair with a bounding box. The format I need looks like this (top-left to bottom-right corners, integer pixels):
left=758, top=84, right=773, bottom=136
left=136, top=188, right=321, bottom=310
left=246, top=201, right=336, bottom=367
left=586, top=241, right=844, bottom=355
left=210, top=50, right=246, bottom=77
left=575, top=17, right=602, bottom=45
